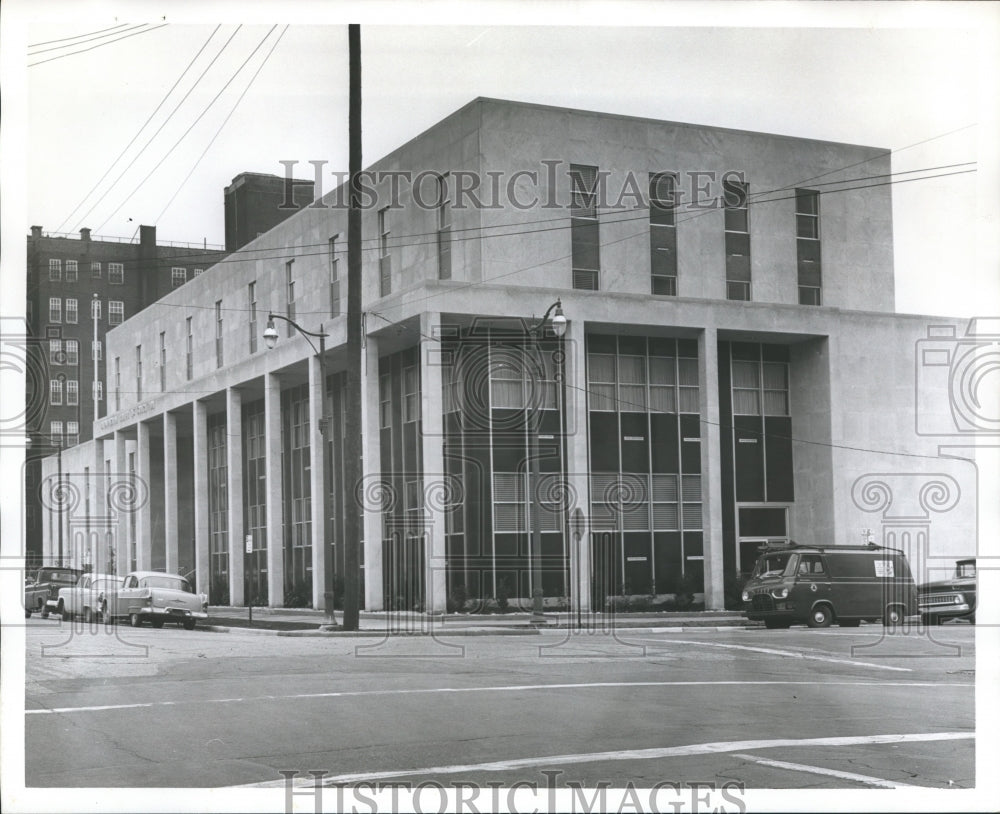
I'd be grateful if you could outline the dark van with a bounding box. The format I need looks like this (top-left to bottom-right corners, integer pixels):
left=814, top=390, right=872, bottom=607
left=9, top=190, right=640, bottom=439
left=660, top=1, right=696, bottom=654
left=742, top=542, right=917, bottom=629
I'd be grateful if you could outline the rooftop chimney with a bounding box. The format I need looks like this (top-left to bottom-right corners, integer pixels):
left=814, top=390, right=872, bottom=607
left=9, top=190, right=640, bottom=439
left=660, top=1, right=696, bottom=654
left=30, top=226, right=42, bottom=238
left=80, top=228, right=91, bottom=241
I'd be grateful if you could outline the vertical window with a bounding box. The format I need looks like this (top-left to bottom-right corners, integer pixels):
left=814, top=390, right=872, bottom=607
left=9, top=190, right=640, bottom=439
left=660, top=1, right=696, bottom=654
left=49, top=339, right=62, bottom=365
left=91, top=298, right=102, bottom=320
left=50, top=379, right=63, bottom=405
left=49, top=259, right=62, bottom=282
left=66, top=380, right=79, bottom=405
left=378, top=207, right=391, bottom=296
left=159, top=332, right=167, bottom=392
left=570, top=164, right=600, bottom=290
left=92, top=340, right=102, bottom=361
left=215, top=300, right=224, bottom=368
left=437, top=174, right=452, bottom=280
left=171, top=267, right=187, bottom=287
left=114, top=357, right=121, bottom=410
left=493, top=473, right=526, bottom=532
left=186, top=317, right=193, bottom=380
left=65, top=339, right=79, bottom=366
left=49, top=297, right=62, bottom=323
left=65, top=298, right=78, bottom=324
left=724, top=177, right=751, bottom=301
left=285, top=260, right=296, bottom=335
left=649, top=172, right=677, bottom=295
left=403, top=365, right=419, bottom=423
left=193, top=268, right=204, bottom=276
left=108, top=301, right=123, bottom=324
left=135, top=345, right=142, bottom=402
left=91, top=261, right=102, bottom=278
left=248, top=281, right=258, bottom=354
left=328, top=236, right=341, bottom=317
left=65, top=260, right=78, bottom=282
left=796, top=189, right=822, bottom=306
left=109, top=263, right=124, bottom=284
left=731, top=352, right=789, bottom=416
left=94, top=381, right=103, bottom=402
left=51, top=421, right=63, bottom=444
left=66, top=421, right=79, bottom=446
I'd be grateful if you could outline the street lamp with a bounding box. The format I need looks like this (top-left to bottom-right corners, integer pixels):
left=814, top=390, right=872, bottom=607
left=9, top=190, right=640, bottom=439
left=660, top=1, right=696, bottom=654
left=262, top=314, right=337, bottom=627
left=526, top=299, right=566, bottom=624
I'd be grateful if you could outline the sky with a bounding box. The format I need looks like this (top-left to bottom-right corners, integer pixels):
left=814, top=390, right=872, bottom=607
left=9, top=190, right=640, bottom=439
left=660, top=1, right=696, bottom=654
left=2, top=1, right=998, bottom=319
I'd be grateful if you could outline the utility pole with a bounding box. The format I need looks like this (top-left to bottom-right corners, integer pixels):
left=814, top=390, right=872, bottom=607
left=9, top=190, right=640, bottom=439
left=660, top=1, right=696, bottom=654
left=342, top=23, right=362, bottom=630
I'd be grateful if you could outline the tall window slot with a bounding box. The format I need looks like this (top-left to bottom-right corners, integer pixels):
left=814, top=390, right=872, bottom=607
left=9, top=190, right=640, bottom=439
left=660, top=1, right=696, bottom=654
left=378, top=207, right=391, bottom=296
left=328, top=236, right=341, bottom=317
left=723, top=177, right=751, bottom=301
left=649, top=172, right=677, bottom=295
left=437, top=174, right=452, bottom=280
left=185, top=317, right=193, bottom=380
left=215, top=300, right=224, bottom=368
left=796, top=189, right=822, bottom=305
left=248, top=281, right=258, bottom=354
left=135, top=345, right=142, bottom=402
left=285, top=260, right=295, bottom=335
left=159, top=332, right=167, bottom=392
left=570, top=164, right=600, bottom=290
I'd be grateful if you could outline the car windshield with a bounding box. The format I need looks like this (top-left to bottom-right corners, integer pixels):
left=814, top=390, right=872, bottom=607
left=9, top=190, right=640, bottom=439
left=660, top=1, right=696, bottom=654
left=140, top=575, right=194, bottom=593
left=753, top=552, right=795, bottom=578
left=92, top=578, right=120, bottom=591
left=46, top=572, right=80, bottom=584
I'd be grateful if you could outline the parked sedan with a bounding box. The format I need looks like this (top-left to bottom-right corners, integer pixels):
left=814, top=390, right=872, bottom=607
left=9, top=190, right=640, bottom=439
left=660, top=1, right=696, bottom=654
left=105, top=571, right=209, bottom=630
left=919, top=558, right=976, bottom=624
left=56, top=573, right=122, bottom=622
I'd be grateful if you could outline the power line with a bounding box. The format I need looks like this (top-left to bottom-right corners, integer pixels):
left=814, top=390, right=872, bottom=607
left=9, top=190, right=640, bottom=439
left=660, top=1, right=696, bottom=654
left=155, top=27, right=289, bottom=224
left=83, top=161, right=976, bottom=271
left=28, top=23, right=131, bottom=49
left=28, top=24, right=149, bottom=55
left=74, top=26, right=243, bottom=232
left=28, top=24, right=169, bottom=68
left=57, top=26, right=223, bottom=234
left=94, top=26, right=278, bottom=233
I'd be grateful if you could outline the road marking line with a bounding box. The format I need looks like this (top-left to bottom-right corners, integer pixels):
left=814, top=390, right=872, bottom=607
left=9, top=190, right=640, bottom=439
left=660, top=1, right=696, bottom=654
left=234, top=732, right=973, bottom=788
left=636, top=637, right=914, bottom=671
left=730, top=753, right=919, bottom=788
left=25, top=679, right=972, bottom=715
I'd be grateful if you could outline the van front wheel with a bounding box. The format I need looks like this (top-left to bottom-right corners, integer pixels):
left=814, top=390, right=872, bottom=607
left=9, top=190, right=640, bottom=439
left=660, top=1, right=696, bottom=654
left=807, top=604, right=833, bottom=628
left=883, top=605, right=904, bottom=630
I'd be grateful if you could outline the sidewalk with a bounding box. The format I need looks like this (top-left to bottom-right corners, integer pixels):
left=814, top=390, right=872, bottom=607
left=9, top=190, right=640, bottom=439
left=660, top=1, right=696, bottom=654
left=203, top=605, right=752, bottom=636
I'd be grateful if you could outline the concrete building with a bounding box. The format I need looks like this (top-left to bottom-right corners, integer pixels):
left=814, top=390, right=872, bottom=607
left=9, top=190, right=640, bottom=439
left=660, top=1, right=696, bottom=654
left=41, top=99, right=979, bottom=610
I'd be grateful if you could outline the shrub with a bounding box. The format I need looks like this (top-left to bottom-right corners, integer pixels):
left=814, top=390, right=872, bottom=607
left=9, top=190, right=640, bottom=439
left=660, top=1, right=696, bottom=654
left=447, top=582, right=468, bottom=614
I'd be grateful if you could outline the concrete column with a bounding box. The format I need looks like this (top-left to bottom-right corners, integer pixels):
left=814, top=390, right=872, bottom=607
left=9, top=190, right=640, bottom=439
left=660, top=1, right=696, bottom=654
left=192, top=401, right=210, bottom=597
left=361, top=334, right=383, bottom=610
left=308, top=355, right=327, bottom=610
left=226, top=388, right=245, bottom=605
left=264, top=372, right=285, bottom=607
left=419, top=313, right=446, bottom=613
left=564, top=314, right=592, bottom=613
left=163, top=412, right=179, bottom=574
left=136, top=420, right=152, bottom=570
left=698, top=327, right=725, bottom=610
left=113, top=431, right=128, bottom=576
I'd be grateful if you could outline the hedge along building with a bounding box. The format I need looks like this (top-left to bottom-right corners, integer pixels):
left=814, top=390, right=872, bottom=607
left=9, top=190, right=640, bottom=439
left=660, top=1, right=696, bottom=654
left=40, top=98, right=979, bottom=611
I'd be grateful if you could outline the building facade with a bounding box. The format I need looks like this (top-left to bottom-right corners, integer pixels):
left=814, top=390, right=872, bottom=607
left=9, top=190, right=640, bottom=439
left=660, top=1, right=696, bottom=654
left=40, top=99, right=979, bottom=610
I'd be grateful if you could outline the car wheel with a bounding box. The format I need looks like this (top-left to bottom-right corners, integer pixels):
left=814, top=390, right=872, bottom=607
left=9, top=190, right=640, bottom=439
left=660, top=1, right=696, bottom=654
left=807, top=604, right=833, bottom=628
left=151, top=618, right=165, bottom=629
left=883, top=605, right=904, bottom=629
left=59, top=602, right=73, bottom=622
left=839, top=619, right=861, bottom=627
left=25, top=609, right=32, bottom=618
left=40, top=606, right=50, bottom=619
left=129, top=613, right=143, bottom=628
left=83, top=607, right=93, bottom=624
left=183, top=619, right=197, bottom=631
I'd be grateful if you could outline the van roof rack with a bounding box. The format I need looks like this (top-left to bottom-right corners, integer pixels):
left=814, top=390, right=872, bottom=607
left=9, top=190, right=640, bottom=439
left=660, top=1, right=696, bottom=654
left=758, top=540, right=906, bottom=555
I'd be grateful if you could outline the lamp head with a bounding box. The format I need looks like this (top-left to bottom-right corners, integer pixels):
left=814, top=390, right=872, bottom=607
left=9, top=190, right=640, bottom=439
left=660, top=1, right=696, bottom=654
left=263, top=317, right=279, bottom=350
left=550, top=300, right=567, bottom=337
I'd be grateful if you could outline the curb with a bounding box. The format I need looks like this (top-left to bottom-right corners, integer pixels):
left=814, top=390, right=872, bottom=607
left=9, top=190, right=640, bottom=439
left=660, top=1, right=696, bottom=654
left=197, top=623, right=752, bottom=637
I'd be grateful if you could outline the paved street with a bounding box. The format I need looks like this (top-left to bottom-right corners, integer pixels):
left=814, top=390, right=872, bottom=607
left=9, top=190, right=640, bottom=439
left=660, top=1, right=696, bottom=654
left=24, top=616, right=974, bottom=795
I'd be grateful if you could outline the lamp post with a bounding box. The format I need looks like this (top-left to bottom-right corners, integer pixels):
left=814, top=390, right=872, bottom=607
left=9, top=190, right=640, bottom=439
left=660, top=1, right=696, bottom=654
left=262, top=314, right=336, bottom=626
left=526, top=300, right=567, bottom=623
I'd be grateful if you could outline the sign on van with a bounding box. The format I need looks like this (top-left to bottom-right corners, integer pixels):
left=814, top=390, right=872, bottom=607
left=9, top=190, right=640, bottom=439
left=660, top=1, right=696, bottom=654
left=874, top=560, right=895, bottom=578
